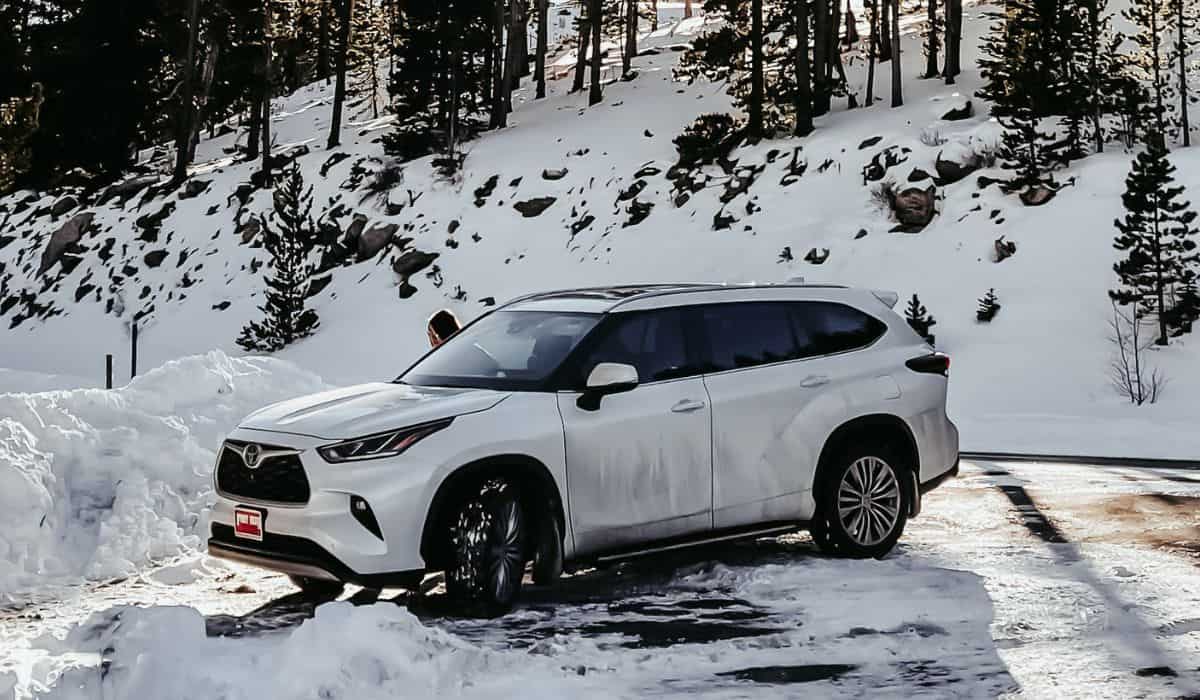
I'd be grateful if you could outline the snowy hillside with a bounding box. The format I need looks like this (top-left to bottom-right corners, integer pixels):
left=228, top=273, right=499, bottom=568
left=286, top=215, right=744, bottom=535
left=1, top=4, right=1198, bottom=459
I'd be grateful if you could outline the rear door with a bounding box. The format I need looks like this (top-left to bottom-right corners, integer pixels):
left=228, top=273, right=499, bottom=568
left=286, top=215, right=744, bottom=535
left=699, top=301, right=889, bottom=529
left=557, top=308, right=713, bottom=554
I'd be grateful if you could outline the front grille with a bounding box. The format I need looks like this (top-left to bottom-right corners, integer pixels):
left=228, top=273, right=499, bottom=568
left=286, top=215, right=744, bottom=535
left=216, top=440, right=311, bottom=504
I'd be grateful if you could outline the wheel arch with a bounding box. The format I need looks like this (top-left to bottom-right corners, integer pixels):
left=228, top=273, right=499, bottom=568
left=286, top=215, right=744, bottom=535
left=814, top=413, right=920, bottom=515
left=419, top=454, right=566, bottom=571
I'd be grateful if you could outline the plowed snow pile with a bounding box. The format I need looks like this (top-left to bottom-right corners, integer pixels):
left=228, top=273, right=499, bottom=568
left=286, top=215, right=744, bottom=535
left=0, top=352, right=325, bottom=598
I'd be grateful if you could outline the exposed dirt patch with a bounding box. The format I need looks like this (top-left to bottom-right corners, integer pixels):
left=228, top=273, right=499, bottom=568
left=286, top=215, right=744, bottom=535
left=1072, top=494, right=1200, bottom=560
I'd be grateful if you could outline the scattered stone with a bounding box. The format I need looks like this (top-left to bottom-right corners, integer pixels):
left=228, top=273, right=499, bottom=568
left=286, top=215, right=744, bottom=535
left=358, top=222, right=399, bottom=259
left=805, top=247, right=830, bottom=264
left=862, top=147, right=908, bottom=183
left=634, top=164, right=661, bottom=178
left=941, top=100, right=974, bottom=121
left=859, top=136, right=884, bottom=150
left=143, top=250, right=168, bottom=268
left=480, top=296, right=496, bottom=306
left=397, top=281, right=418, bottom=299
left=509, top=176, right=522, bottom=188
left=307, top=274, right=334, bottom=298
left=934, top=150, right=981, bottom=185
left=994, top=236, right=1017, bottom=262
left=673, top=192, right=691, bottom=207
left=38, top=212, right=95, bottom=276
left=779, top=246, right=793, bottom=262
left=237, top=218, right=262, bottom=244
left=473, top=175, right=499, bottom=206
left=908, top=168, right=933, bottom=182
left=570, top=214, right=596, bottom=235
left=513, top=196, right=557, bottom=217
left=393, top=249, right=439, bottom=278
left=618, top=180, right=647, bottom=202
left=74, top=283, right=95, bottom=303
left=643, top=129, right=653, bottom=138
left=892, top=185, right=938, bottom=231
left=1020, top=186, right=1056, bottom=207
left=212, top=301, right=231, bottom=311
left=624, top=199, right=653, bottom=227
left=206, top=205, right=220, bottom=216
left=51, top=196, right=78, bottom=217
left=98, top=176, right=160, bottom=205
left=136, top=202, right=176, bottom=242
left=542, top=168, right=568, bottom=181
left=855, top=228, right=868, bottom=240
left=179, top=179, right=211, bottom=199
left=471, top=233, right=482, bottom=242
left=713, top=209, right=737, bottom=230
left=448, top=219, right=460, bottom=234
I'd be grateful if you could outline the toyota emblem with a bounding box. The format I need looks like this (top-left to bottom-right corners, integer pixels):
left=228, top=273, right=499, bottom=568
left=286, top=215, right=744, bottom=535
left=242, top=444, right=263, bottom=469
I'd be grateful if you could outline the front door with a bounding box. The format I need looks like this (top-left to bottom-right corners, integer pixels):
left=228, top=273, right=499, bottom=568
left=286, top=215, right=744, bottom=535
left=558, top=308, right=713, bottom=554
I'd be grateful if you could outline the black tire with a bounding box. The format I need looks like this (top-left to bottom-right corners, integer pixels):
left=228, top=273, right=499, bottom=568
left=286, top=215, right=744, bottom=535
left=445, top=479, right=527, bottom=614
left=811, top=442, right=910, bottom=559
left=531, top=513, right=563, bottom=587
left=288, top=575, right=345, bottom=599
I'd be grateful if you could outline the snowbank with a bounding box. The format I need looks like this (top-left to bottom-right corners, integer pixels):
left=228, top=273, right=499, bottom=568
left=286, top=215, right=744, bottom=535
left=0, top=352, right=326, bottom=599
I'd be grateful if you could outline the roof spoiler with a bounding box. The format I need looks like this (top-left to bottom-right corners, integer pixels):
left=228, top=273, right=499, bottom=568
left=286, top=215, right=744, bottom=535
left=871, top=289, right=900, bottom=308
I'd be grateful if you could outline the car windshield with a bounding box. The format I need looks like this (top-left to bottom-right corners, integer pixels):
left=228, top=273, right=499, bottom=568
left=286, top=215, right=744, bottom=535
left=400, top=310, right=601, bottom=390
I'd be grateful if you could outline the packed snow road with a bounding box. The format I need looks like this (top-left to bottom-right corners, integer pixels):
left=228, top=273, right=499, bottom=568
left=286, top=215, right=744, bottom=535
left=3, top=459, right=1200, bottom=699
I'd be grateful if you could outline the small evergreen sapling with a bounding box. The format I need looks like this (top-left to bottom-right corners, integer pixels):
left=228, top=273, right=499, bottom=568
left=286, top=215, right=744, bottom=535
left=976, top=288, right=1002, bottom=322
left=237, top=164, right=321, bottom=352
left=905, top=293, right=937, bottom=345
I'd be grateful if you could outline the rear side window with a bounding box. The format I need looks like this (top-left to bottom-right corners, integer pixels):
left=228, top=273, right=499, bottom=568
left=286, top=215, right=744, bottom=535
left=576, top=309, right=696, bottom=383
left=699, top=302, right=801, bottom=371
left=792, top=302, right=887, bottom=356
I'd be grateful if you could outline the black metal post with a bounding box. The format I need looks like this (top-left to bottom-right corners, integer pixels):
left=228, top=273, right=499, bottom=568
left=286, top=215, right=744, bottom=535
left=105, top=354, right=113, bottom=389
left=131, top=322, right=139, bottom=378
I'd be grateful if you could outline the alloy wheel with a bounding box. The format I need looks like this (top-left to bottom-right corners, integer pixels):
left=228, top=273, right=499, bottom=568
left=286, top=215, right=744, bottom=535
left=837, top=456, right=902, bottom=547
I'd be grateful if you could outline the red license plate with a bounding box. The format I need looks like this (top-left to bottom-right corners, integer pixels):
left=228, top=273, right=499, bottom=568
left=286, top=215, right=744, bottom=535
left=234, top=507, right=264, bottom=541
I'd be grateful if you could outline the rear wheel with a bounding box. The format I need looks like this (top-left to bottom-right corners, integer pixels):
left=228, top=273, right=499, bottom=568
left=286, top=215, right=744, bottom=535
left=288, top=575, right=345, bottom=599
left=812, top=444, right=909, bottom=559
left=445, top=480, right=527, bottom=614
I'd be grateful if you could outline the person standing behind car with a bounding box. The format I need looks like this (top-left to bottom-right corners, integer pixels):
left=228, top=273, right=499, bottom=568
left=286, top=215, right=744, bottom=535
left=427, top=309, right=461, bottom=348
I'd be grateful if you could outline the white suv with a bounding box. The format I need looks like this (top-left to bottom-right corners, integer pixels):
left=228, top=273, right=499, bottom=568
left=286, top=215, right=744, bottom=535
left=208, top=283, right=959, bottom=611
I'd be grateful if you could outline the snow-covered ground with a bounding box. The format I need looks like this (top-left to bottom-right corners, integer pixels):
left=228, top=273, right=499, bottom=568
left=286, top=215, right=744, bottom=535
left=3, top=460, right=1199, bottom=699
left=1, top=3, right=1197, bottom=458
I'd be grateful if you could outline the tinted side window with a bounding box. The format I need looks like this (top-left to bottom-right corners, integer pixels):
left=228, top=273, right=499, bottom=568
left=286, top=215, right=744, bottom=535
left=793, top=302, right=886, bottom=356
left=578, top=309, right=694, bottom=383
left=700, top=303, right=800, bottom=372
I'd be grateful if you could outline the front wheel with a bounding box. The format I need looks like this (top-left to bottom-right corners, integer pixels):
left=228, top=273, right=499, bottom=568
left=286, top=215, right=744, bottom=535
left=811, top=445, right=909, bottom=559
left=445, top=480, right=527, bottom=614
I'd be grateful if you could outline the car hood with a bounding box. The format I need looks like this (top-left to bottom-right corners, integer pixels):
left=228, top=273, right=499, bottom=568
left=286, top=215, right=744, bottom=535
left=239, top=382, right=510, bottom=440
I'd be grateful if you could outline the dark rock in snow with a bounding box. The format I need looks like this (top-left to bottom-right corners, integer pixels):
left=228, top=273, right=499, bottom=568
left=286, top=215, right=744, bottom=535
left=307, top=274, right=334, bottom=298
left=98, top=176, right=160, bottom=205
left=855, top=228, right=868, bottom=239
left=212, top=301, right=231, bottom=311
left=713, top=210, right=736, bottom=230
left=397, top=281, right=418, bottom=299
left=509, top=177, right=523, bottom=188
left=320, top=152, right=352, bottom=177
left=393, top=249, right=439, bottom=278
left=237, top=218, right=262, bottom=244
left=1020, top=186, right=1056, bottom=207
left=358, top=222, right=399, bottom=259
left=143, top=250, right=168, bottom=268
left=179, top=179, right=211, bottom=199
left=38, top=212, right=95, bottom=276
left=634, top=164, right=661, bottom=178
left=862, top=147, right=907, bottom=183
left=513, top=197, right=557, bottom=217
left=447, top=219, right=460, bottom=234
left=0, top=235, right=16, bottom=250
left=206, top=205, right=220, bottom=216
left=859, top=136, right=884, bottom=150
left=480, top=296, right=496, bottom=307
left=570, top=214, right=595, bottom=235
left=934, top=151, right=980, bottom=185
left=122, top=264, right=138, bottom=277
left=673, top=192, right=691, bottom=207
left=618, top=180, right=646, bottom=202
left=993, top=236, right=1017, bottom=262
left=778, top=246, right=793, bottom=262
left=474, top=175, right=499, bottom=206
left=341, top=213, right=368, bottom=246
left=136, top=202, right=176, bottom=241
left=51, top=196, right=78, bottom=217
left=624, top=199, right=653, bottom=227
left=445, top=238, right=459, bottom=249
left=542, top=168, right=568, bottom=181
left=643, top=129, right=653, bottom=138
left=805, top=248, right=830, bottom=264
left=941, top=100, right=974, bottom=121
left=891, top=185, right=937, bottom=231
left=908, top=168, right=933, bottom=182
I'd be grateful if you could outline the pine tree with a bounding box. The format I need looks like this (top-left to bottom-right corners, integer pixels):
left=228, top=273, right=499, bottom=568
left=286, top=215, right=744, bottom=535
left=1111, top=135, right=1200, bottom=346
left=905, top=293, right=937, bottom=345
left=349, top=0, right=389, bottom=119
left=976, top=288, right=1002, bottom=322
left=1169, top=0, right=1196, bottom=146
left=0, top=83, right=42, bottom=194
left=327, top=0, right=354, bottom=148
left=1125, top=0, right=1176, bottom=143
left=1072, top=0, right=1122, bottom=152
left=238, top=164, right=321, bottom=352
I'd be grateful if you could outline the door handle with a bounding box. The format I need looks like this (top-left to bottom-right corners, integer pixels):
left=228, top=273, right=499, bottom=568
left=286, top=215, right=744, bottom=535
left=671, top=399, right=706, bottom=413
left=799, top=374, right=831, bottom=389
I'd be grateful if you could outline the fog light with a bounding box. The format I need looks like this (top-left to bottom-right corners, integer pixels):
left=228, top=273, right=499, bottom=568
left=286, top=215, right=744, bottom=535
left=350, top=495, right=383, bottom=540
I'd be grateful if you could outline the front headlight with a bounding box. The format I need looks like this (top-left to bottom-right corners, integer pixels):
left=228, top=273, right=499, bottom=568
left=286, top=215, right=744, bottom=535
left=317, top=418, right=453, bottom=463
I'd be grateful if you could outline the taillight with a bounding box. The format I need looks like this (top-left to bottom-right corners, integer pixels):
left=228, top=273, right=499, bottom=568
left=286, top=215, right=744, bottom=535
left=906, top=353, right=950, bottom=376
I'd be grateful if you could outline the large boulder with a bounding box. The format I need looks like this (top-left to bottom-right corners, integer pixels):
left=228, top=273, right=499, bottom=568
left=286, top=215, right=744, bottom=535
left=358, top=222, right=398, bottom=259
left=934, top=150, right=980, bottom=185
left=892, top=185, right=937, bottom=231
left=237, top=218, right=261, bottom=244
left=98, top=176, right=160, bottom=205
left=393, top=249, right=439, bottom=278
left=513, top=197, right=557, bottom=217
left=342, top=213, right=369, bottom=247
left=51, top=196, right=78, bottom=217
left=38, top=212, right=94, bottom=276
left=941, top=99, right=974, bottom=121
left=1020, top=186, right=1056, bottom=207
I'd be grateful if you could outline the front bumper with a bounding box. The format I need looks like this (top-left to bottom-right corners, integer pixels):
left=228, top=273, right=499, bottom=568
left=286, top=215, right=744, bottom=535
left=208, top=427, right=433, bottom=581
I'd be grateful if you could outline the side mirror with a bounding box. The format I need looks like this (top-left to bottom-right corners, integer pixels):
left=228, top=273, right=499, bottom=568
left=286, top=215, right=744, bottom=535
left=578, top=363, right=639, bottom=410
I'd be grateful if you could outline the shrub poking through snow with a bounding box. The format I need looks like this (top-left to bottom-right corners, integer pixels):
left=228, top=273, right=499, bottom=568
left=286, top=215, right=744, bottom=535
left=237, top=164, right=321, bottom=352
left=671, top=113, right=741, bottom=170
left=976, top=288, right=1002, bottom=322
left=905, top=293, right=937, bottom=345
left=1166, top=277, right=1200, bottom=336
left=1108, top=300, right=1164, bottom=405
left=1110, top=134, right=1200, bottom=347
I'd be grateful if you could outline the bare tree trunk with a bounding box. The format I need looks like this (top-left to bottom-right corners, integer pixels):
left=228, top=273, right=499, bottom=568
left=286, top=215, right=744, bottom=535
left=794, top=0, right=813, bottom=136
left=844, top=1, right=859, bottom=44
left=491, top=0, right=508, bottom=126
left=748, top=0, right=763, bottom=134
left=866, top=0, right=877, bottom=104
left=944, top=0, right=961, bottom=83
left=191, top=37, right=221, bottom=163
left=652, top=0, right=659, bottom=29
left=535, top=0, right=548, bottom=98
left=247, top=96, right=262, bottom=160
left=516, top=4, right=530, bottom=82
left=572, top=12, right=589, bottom=92
left=684, top=0, right=693, bottom=19
left=173, top=0, right=201, bottom=183
left=829, top=0, right=854, bottom=108
left=623, top=0, right=637, bottom=76
left=504, top=0, right=522, bottom=110
left=813, top=0, right=830, bottom=115
left=261, top=0, right=273, bottom=186
left=327, top=0, right=353, bottom=149
left=924, top=0, right=939, bottom=78
left=879, top=0, right=892, bottom=59
left=318, top=0, right=332, bottom=83
left=588, top=0, right=603, bottom=105
left=1178, top=0, right=1191, bottom=146
left=890, top=0, right=902, bottom=107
